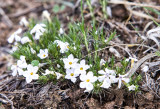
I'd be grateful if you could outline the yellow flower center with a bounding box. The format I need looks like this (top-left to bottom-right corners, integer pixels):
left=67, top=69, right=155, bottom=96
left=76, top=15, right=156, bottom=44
left=70, top=73, right=74, bottom=76
left=67, top=45, right=69, bottom=49
left=43, top=54, right=46, bottom=57
left=80, top=67, right=83, bottom=70
left=30, top=72, right=33, bottom=75
left=86, top=79, right=90, bottom=82
left=58, top=45, right=60, bottom=48
left=69, top=62, right=72, bottom=65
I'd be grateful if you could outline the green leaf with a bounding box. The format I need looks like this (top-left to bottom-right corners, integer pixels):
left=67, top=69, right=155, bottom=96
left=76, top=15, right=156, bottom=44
left=31, top=60, right=39, bottom=66
left=52, top=5, right=60, bottom=13
left=155, top=51, right=160, bottom=56
left=60, top=5, right=65, bottom=11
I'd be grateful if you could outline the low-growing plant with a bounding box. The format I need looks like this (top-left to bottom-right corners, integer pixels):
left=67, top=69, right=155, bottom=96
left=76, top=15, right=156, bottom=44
left=8, top=9, right=141, bottom=94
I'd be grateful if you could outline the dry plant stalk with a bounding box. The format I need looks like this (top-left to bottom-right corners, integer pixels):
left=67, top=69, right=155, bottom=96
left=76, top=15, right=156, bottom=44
left=108, top=0, right=160, bottom=11
left=108, top=0, right=160, bottom=22
left=126, top=53, right=157, bottom=78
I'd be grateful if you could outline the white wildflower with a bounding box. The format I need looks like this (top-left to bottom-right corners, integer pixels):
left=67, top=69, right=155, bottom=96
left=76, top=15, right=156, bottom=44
left=21, top=37, right=31, bottom=44
left=55, top=72, right=63, bottom=80
left=100, top=78, right=112, bottom=89
left=8, top=28, right=22, bottom=43
left=19, top=17, right=29, bottom=27
left=54, top=40, right=69, bottom=53
left=100, top=59, right=106, bottom=66
left=42, top=10, right=51, bottom=22
left=30, top=24, right=46, bottom=40
left=30, top=48, right=36, bottom=54
left=128, top=85, right=136, bottom=91
left=126, top=57, right=138, bottom=68
left=59, top=28, right=64, bottom=34
left=141, top=65, right=149, bottom=72
left=57, top=64, right=60, bottom=68
left=37, top=49, right=48, bottom=59
left=75, top=60, right=90, bottom=75
left=17, top=56, right=27, bottom=69
left=118, top=74, right=130, bottom=88
left=11, top=64, right=24, bottom=76
left=63, top=54, right=78, bottom=69
left=95, top=31, right=98, bottom=34
left=10, top=42, right=18, bottom=53
left=65, top=68, right=79, bottom=83
left=73, top=46, right=76, bottom=50
left=23, top=64, right=39, bottom=83
left=43, top=69, right=54, bottom=75
left=98, top=68, right=117, bottom=83
left=80, top=71, right=97, bottom=92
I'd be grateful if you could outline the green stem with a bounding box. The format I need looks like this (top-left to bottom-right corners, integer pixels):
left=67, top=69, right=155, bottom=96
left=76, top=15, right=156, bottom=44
left=86, top=0, right=96, bottom=26
left=101, top=0, right=108, bottom=19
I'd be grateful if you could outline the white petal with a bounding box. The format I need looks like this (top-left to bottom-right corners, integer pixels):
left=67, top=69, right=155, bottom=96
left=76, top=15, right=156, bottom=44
left=15, top=28, right=22, bottom=34
left=55, top=72, right=63, bottom=79
left=26, top=77, right=32, bottom=83
left=27, top=64, right=33, bottom=71
left=98, top=76, right=105, bottom=82
left=65, top=74, right=71, bottom=79
left=7, top=35, right=15, bottom=43
left=68, top=54, right=74, bottom=59
left=17, top=68, right=24, bottom=75
left=80, top=74, right=87, bottom=81
left=80, top=60, right=85, bottom=65
left=101, top=79, right=111, bottom=89
left=22, top=71, right=28, bottom=77
left=98, top=70, right=105, bottom=75
left=80, top=82, right=86, bottom=88
left=21, top=37, right=31, bottom=44
left=91, top=76, right=97, bottom=83
left=86, top=82, right=94, bottom=91
left=122, top=78, right=130, bottom=83
left=110, top=75, right=118, bottom=83
left=71, top=77, right=77, bottom=83
left=15, top=35, right=21, bottom=42
left=32, top=74, right=39, bottom=80
left=12, top=70, right=17, bottom=76
left=33, top=66, right=39, bottom=73
left=87, top=71, right=93, bottom=77
left=11, top=65, right=17, bottom=70
left=118, top=80, right=122, bottom=89
left=128, top=85, right=136, bottom=91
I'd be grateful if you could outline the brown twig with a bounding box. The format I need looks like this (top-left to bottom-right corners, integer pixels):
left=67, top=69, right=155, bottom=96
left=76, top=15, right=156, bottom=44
left=8, top=4, right=53, bottom=18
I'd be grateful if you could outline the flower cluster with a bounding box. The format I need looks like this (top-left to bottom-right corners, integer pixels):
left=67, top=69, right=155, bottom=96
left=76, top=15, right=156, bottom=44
left=8, top=10, right=138, bottom=93
left=61, top=54, right=135, bottom=92
left=11, top=55, right=39, bottom=83
left=54, top=40, right=69, bottom=53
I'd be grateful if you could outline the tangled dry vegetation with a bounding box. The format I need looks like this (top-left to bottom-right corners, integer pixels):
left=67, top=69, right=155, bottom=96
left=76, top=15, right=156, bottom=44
left=0, top=0, right=160, bottom=108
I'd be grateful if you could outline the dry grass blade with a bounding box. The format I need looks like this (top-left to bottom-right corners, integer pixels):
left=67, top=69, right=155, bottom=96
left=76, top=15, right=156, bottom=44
left=0, top=93, right=14, bottom=109
left=108, top=0, right=160, bottom=11
left=108, top=0, right=160, bottom=22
